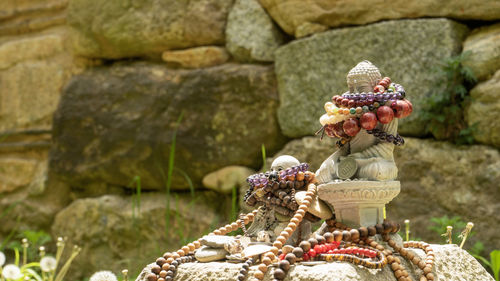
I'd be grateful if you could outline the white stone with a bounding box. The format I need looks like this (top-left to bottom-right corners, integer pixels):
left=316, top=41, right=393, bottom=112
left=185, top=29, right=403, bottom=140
left=194, top=246, right=228, bottom=263
left=200, top=235, right=235, bottom=248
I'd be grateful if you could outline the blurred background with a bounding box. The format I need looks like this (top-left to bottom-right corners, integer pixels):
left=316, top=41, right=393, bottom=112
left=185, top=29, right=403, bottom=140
left=0, top=0, right=499, bottom=280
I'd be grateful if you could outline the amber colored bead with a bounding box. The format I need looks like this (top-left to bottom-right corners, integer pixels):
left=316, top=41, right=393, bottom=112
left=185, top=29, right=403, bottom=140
left=324, top=232, right=334, bottom=243
left=270, top=246, right=279, bottom=255
left=146, top=273, right=158, bottom=281
left=165, top=257, right=174, bottom=264
left=299, top=241, right=311, bottom=252
left=176, top=250, right=185, bottom=257
left=181, top=246, right=190, bottom=254
left=258, top=263, right=268, bottom=273
left=254, top=270, right=264, bottom=280
left=273, top=241, right=283, bottom=249
left=262, top=257, right=272, bottom=265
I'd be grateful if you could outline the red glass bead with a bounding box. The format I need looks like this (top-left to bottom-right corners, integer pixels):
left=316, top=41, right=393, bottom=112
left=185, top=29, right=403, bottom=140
left=356, top=100, right=364, bottom=107
left=332, top=95, right=340, bottom=103
left=382, top=77, right=391, bottom=85
left=405, top=99, right=413, bottom=117
left=333, top=122, right=348, bottom=138
left=308, top=249, right=317, bottom=258
left=376, top=105, right=394, bottom=124
left=393, top=100, right=405, bottom=118
left=279, top=253, right=286, bottom=260
left=360, top=112, right=377, bottom=130
left=348, top=100, right=356, bottom=108
left=302, top=253, right=309, bottom=261
left=324, top=124, right=336, bottom=138
left=327, top=250, right=333, bottom=254
left=343, top=118, right=360, bottom=137
left=314, top=245, right=322, bottom=253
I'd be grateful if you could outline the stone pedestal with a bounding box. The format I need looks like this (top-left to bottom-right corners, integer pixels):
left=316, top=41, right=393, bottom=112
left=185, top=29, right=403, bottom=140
left=317, top=180, right=400, bottom=227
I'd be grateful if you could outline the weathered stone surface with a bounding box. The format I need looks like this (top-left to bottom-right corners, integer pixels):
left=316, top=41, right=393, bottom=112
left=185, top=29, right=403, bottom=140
left=0, top=28, right=84, bottom=131
left=265, top=136, right=500, bottom=253
left=200, top=235, right=235, bottom=248
left=0, top=0, right=67, bottom=36
left=137, top=244, right=494, bottom=281
left=50, top=63, right=285, bottom=190
left=259, top=0, right=500, bottom=37
left=463, top=23, right=500, bottom=81
left=275, top=19, right=468, bottom=137
left=68, top=0, right=233, bottom=59
left=0, top=158, right=37, bottom=193
left=162, top=46, right=229, bottom=69
left=466, top=70, right=500, bottom=147
left=52, top=193, right=219, bottom=280
left=391, top=138, right=500, bottom=254
left=225, top=0, right=285, bottom=62
left=202, top=166, right=254, bottom=194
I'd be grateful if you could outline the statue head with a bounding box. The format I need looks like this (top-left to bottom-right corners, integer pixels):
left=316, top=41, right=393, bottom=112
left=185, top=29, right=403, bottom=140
left=270, top=155, right=300, bottom=172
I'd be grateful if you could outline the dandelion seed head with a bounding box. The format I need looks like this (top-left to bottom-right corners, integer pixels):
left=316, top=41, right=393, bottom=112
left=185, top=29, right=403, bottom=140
left=2, top=264, right=22, bottom=280
left=89, top=271, right=118, bottom=281
left=40, top=256, right=57, bottom=272
left=0, top=251, right=5, bottom=266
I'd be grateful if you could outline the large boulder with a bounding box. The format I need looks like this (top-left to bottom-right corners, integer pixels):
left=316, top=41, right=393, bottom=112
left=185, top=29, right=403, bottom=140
left=225, top=0, right=285, bottom=62
left=466, top=70, right=500, bottom=147
left=52, top=193, right=221, bottom=280
left=50, top=62, right=285, bottom=191
left=136, top=244, right=494, bottom=281
left=265, top=136, right=500, bottom=254
left=259, top=0, right=500, bottom=37
left=463, top=23, right=500, bottom=81
left=67, top=0, right=233, bottom=59
left=274, top=19, right=468, bottom=138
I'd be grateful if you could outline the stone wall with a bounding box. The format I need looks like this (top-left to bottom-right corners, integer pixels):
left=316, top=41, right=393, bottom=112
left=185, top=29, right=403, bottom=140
left=0, top=0, right=499, bottom=280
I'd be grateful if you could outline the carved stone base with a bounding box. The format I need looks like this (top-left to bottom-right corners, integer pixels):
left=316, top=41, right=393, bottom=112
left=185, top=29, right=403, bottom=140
left=317, top=180, right=400, bottom=227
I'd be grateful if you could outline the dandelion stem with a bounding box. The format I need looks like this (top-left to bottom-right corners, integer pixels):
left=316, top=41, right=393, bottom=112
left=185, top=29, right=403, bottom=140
left=54, top=246, right=81, bottom=281
left=459, top=222, right=474, bottom=249
left=404, top=219, right=410, bottom=242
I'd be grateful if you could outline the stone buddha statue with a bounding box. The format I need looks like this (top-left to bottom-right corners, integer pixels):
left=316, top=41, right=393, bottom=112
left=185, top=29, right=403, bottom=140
left=316, top=61, right=411, bottom=184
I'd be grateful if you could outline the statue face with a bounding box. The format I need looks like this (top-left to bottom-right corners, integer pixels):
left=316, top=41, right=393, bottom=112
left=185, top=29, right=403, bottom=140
left=270, top=155, right=300, bottom=172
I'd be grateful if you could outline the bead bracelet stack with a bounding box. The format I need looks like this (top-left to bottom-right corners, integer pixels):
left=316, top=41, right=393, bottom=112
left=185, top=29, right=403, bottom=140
left=318, top=77, right=413, bottom=146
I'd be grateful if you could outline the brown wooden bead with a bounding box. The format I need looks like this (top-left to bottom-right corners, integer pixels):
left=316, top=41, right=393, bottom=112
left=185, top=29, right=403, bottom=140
left=342, top=230, right=351, bottom=242
left=276, top=236, right=286, bottom=245
left=326, top=219, right=336, bottom=226
left=274, top=268, right=286, bottom=280
left=375, top=224, right=384, bottom=234
left=391, top=263, right=400, bottom=271
left=308, top=238, right=318, bottom=248
left=387, top=255, right=395, bottom=263
left=258, top=263, right=268, bottom=273
left=412, top=256, right=421, bottom=264
left=176, top=250, right=185, bottom=257
left=324, top=232, right=334, bottom=243
left=367, top=226, right=377, bottom=236
left=394, top=269, right=403, bottom=278
left=151, top=265, right=161, bottom=274
left=279, top=260, right=290, bottom=271
left=400, top=248, right=408, bottom=256
left=406, top=251, right=415, bottom=260
left=285, top=253, right=297, bottom=264
left=350, top=229, right=360, bottom=242
left=316, top=235, right=326, bottom=245
left=418, top=260, right=426, bottom=269
left=181, top=246, right=190, bottom=254
left=292, top=247, right=304, bottom=258
left=370, top=241, right=378, bottom=248
left=420, top=276, right=428, bottom=281
left=358, top=227, right=369, bottom=238
left=213, top=230, right=222, bottom=235
left=273, top=241, right=283, bottom=249
left=161, top=263, right=170, bottom=271
left=193, top=241, right=201, bottom=248
left=333, top=230, right=342, bottom=242
left=376, top=245, right=385, bottom=251
left=299, top=241, right=311, bottom=252
left=159, top=271, right=167, bottom=278
left=157, top=278, right=165, bottom=281
left=394, top=257, right=402, bottom=264
left=156, top=257, right=167, bottom=266
left=146, top=274, right=157, bottom=281
left=166, top=258, right=174, bottom=264
left=426, top=273, right=435, bottom=280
